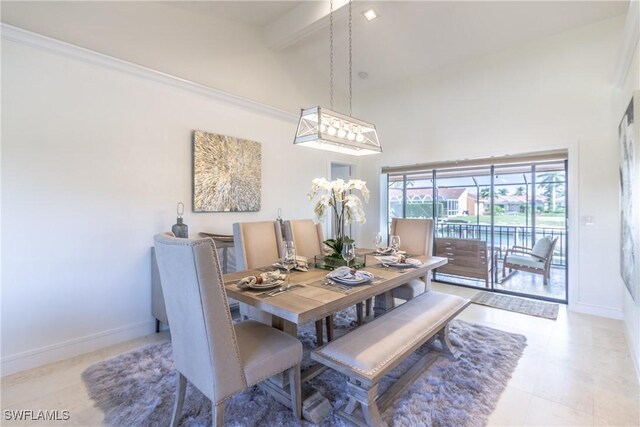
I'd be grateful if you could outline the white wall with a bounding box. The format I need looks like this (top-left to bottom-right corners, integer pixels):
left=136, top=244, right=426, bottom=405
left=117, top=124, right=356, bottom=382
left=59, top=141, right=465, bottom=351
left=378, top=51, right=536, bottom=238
left=0, top=1, right=346, bottom=113
left=0, top=28, right=354, bottom=375
left=356, top=16, right=626, bottom=318
left=614, top=40, right=640, bottom=378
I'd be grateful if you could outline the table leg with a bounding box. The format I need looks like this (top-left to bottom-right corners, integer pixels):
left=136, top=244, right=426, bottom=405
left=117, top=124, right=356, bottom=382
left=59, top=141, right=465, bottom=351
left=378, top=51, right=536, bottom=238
left=374, top=291, right=395, bottom=316
left=315, top=320, right=324, bottom=346
left=266, top=315, right=332, bottom=424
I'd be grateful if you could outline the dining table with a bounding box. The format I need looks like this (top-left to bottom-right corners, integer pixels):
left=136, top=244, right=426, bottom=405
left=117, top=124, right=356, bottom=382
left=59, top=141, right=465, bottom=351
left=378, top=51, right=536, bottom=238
left=223, top=250, right=448, bottom=423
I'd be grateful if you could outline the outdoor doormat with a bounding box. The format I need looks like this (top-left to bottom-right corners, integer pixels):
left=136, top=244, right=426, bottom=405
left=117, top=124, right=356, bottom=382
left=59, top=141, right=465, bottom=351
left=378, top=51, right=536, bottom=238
left=472, top=291, right=559, bottom=320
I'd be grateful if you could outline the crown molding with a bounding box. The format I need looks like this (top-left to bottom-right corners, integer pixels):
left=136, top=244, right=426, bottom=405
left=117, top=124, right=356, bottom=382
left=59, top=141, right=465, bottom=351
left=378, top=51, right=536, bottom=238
left=613, top=1, right=640, bottom=88
left=1, top=23, right=298, bottom=122
left=265, top=0, right=349, bottom=51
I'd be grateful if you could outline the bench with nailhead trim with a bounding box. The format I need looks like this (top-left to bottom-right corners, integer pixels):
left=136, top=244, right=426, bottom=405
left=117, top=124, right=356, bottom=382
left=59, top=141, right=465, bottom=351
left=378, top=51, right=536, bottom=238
left=311, top=291, right=470, bottom=427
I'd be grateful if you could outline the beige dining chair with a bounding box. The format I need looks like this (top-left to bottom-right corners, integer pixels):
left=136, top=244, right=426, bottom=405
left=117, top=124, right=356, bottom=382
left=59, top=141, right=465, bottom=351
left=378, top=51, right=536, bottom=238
left=284, top=219, right=337, bottom=343
left=390, top=218, right=434, bottom=302
left=153, top=233, right=302, bottom=426
left=233, top=221, right=284, bottom=324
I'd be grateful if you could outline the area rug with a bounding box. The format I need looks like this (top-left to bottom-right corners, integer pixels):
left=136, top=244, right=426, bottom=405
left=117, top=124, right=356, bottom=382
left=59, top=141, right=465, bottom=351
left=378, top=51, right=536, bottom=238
left=83, top=309, right=527, bottom=427
left=472, top=291, right=559, bottom=320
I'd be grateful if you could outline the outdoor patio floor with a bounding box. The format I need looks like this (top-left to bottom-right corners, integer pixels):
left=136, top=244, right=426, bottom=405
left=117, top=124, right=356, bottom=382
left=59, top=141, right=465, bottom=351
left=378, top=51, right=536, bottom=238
left=434, top=264, right=567, bottom=301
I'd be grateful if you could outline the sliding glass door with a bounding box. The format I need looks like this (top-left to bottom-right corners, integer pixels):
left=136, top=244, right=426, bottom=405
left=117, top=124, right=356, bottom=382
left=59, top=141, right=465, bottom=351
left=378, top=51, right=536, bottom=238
left=387, top=159, right=568, bottom=303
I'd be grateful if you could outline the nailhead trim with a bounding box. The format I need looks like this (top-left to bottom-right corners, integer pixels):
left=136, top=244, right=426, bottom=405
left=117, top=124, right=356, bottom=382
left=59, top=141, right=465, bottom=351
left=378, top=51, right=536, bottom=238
left=313, top=299, right=465, bottom=379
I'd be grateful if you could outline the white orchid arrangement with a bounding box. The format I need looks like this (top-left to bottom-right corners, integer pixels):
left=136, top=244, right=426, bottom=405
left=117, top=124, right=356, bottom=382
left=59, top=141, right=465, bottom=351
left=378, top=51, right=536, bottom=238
left=308, top=178, right=369, bottom=257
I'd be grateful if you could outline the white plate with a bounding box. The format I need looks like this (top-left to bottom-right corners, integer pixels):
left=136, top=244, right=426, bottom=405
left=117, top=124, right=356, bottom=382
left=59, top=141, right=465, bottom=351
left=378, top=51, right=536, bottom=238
left=331, top=276, right=372, bottom=286
left=387, top=262, right=418, bottom=268
left=244, top=280, right=284, bottom=290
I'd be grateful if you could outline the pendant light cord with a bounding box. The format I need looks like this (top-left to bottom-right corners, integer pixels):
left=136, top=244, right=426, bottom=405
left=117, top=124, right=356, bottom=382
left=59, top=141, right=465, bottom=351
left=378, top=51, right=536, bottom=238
left=329, top=0, right=334, bottom=110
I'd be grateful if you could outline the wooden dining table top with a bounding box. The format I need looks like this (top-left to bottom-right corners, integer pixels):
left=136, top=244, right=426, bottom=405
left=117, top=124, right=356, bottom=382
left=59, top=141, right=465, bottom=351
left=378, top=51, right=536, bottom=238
left=224, top=253, right=448, bottom=325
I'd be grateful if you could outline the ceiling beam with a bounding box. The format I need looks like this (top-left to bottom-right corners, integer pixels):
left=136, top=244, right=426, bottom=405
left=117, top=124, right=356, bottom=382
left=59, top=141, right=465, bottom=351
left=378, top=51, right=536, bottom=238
left=264, top=0, right=349, bottom=51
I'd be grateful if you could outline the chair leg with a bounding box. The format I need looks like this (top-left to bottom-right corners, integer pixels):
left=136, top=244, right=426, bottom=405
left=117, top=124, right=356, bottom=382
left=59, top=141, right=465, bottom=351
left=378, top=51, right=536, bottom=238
left=325, top=316, right=334, bottom=341
left=356, top=302, right=364, bottom=325
left=171, top=373, right=187, bottom=427
left=365, top=298, right=372, bottom=316
left=289, top=365, right=302, bottom=419
left=315, top=319, right=324, bottom=346
left=212, top=402, right=224, bottom=427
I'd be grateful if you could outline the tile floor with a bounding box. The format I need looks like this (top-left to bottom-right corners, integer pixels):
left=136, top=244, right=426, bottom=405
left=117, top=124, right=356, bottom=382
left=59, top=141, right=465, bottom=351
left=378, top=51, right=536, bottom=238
left=436, top=264, right=567, bottom=301
left=1, top=283, right=638, bottom=426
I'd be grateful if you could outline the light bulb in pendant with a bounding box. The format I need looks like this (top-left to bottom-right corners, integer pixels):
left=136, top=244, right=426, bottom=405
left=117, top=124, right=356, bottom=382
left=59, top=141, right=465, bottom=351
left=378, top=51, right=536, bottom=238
left=356, top=133, right=364, bottom=143
left=337, top=128, right=347, bottom=138
left=328, top=126, right=337, bottom=136
left=347, top=131, right=355, bottom=140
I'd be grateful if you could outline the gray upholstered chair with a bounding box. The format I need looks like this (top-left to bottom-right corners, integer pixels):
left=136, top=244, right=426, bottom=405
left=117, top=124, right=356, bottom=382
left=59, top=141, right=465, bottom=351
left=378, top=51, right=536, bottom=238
left=390, top=218, right=434, bottom=301
left=153, top=233, right=302, bottom=426
left=502, top=236, right=559, bottom=285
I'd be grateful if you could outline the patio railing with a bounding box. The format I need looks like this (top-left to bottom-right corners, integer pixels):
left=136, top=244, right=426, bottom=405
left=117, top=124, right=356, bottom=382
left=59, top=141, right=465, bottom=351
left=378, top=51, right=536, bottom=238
left=435, top=223, right=566, bottom=267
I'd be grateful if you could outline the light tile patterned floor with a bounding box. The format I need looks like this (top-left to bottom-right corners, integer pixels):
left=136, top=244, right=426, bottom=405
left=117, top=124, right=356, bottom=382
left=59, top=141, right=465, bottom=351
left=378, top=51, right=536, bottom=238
left=1, top=283, right=638, bottom=426
left=436, top=265, right=567, bottom=301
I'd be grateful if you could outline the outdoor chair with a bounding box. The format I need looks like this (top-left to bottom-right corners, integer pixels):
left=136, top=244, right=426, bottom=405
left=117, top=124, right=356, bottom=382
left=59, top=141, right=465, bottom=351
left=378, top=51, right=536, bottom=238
left=501, top=236, right=559, bottom=285
left=153, top=233, right=302, bottom=426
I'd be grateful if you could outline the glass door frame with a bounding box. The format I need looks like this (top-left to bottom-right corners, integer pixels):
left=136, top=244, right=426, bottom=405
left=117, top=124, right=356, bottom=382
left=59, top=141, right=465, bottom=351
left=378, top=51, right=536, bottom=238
left=386, top=160, right=569, bottom=304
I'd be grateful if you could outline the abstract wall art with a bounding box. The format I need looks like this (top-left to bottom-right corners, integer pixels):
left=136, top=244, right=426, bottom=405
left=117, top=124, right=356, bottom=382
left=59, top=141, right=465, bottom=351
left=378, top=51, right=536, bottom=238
left=193, top=131, right=261, bottom=212
left=619, top=92, right=640, bottom=302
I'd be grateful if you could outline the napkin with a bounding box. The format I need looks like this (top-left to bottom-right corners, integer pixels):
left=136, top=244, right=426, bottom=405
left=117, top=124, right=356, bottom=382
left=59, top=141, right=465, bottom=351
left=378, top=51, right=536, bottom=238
left=374, top=256, right=422, bottom=266
left=374, top=247, right=395, bottom=255
left=273, top=255, right=309, bottom=272
left=237, top=270, right=286, bottom=288
left=326, top=266, right=374, bottom=283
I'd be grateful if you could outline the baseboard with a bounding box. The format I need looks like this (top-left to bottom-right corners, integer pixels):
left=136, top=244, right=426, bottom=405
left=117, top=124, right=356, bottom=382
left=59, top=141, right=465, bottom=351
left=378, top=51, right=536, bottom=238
left=623, top=319, right=640, bottom=384
left=568, top=301, right=624, bottom=320
left=1, top=320, right=155, bottom=376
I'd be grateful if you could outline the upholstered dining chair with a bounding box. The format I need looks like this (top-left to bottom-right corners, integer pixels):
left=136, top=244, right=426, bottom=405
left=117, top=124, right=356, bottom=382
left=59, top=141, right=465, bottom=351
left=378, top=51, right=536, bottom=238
left=389, top=218, right=434, bottom=302
left=153, top=233, right=302, bottom=426
left=283, top=219, right=336, bottom=343
left=233, top=221, right=284, bottom=324
left=502, top=235, right=559, bottom=285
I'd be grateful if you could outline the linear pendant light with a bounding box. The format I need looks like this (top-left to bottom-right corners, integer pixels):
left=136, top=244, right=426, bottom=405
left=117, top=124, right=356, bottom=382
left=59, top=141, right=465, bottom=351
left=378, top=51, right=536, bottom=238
left=293, top=0, right=381, bottom=156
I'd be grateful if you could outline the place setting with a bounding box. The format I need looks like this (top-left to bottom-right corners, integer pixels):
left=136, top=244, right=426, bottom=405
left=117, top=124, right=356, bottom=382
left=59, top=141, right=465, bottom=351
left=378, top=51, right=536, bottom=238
left=237, top=241, right=305, bottom=298
left=371, top=234, right=422, bottom=270
left=307, top=242, right=380, bottom=294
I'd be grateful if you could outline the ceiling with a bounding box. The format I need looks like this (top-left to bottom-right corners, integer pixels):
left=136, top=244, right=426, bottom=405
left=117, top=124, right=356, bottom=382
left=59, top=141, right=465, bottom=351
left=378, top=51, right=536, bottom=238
left=1, top=1, right=629, bottom=93
left=163, top=1, right=300, bottom=26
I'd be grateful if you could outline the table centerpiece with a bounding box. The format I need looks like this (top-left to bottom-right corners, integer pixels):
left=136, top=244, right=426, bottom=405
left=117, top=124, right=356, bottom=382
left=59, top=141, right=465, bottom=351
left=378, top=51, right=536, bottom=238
left=308, top=177, right=369, bottom=269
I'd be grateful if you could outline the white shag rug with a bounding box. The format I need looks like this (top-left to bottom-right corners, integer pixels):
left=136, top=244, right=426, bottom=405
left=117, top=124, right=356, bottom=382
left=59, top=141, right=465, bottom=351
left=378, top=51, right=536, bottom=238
left=83, top=308, right=526, bottom=426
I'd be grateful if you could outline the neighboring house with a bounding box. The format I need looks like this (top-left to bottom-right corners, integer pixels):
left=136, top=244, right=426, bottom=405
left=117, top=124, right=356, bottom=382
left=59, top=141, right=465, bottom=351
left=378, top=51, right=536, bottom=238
left=390, top=187, right=482, bottom=217
left=483, top=194, right=545, bottom=213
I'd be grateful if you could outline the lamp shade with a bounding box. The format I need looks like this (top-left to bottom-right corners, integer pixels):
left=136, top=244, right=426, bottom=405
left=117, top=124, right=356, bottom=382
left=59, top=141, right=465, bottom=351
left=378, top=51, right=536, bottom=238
left=293, top=106, right=382, bottom=156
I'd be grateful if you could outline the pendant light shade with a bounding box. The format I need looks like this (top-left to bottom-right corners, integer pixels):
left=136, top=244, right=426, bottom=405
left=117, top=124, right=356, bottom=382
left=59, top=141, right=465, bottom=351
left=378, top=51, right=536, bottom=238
left=294, top=106, right=381, bottom=156
left=293, top=0, right=381, bottom=156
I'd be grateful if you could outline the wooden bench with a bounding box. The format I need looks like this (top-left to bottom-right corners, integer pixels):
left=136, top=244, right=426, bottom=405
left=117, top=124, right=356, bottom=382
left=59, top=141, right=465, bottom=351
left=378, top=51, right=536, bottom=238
left=311, top=291, right=470, bottom=426
left=434, top=237, right=492, bottom=286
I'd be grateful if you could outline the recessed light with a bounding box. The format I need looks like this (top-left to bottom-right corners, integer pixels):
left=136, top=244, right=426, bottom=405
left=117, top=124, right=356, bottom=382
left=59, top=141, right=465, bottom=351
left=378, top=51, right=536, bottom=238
left=362, top=9, right=378, bottom=21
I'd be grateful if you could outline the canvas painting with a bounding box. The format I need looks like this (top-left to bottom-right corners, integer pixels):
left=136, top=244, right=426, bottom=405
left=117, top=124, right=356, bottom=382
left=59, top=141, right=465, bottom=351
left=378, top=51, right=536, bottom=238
left=619, top=93, right=640, bottom=302
left=193, top=131, right=261, bottom=212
